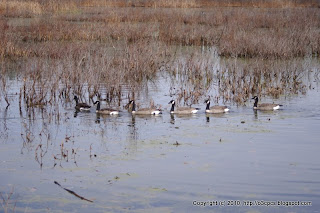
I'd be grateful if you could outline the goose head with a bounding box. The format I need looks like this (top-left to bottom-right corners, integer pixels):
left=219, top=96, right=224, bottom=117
left=74, top=96, right=79, bottom=103
left=128, top=100, right=136, bottom=111
left=204, top=99, right=210, bottom=104
left=168, top=100, right=175, bottom=105
left=204, top=99, right=210, bottom=110
left=252, top=96, right=259, bottom=107
left=252, top=96, right=259, bottom=101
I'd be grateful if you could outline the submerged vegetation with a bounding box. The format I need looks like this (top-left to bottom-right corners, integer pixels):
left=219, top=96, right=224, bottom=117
left=0, top=0, right=319, bottom=108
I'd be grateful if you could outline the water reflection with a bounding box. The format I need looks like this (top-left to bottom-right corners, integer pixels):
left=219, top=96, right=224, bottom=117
left=170, top=114, right=175, bottom=124
left=253, top=109, right=283, bottom=120
left=128, top=115, right=138, bottom=141
left=205, top=113, right=227, bottom=122
left=0, top=107, right=9, bottom=141
left=254, top=109, right=258, bottom=119
left=94, top=112, right=120, bottom=124
left=206, top=115, right=210, bottom=123
left=74, top=110, right=79, bottom=118
left=95, top=113, right=101, bottom=123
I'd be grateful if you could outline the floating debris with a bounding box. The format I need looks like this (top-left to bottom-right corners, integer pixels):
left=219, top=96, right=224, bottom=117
left=173, top=141, right=181, bottom=146
left=54, top=181, right=93, bottom=203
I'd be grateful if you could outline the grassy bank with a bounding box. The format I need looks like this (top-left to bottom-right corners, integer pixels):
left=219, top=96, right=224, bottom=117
left=1, top=1, right=319, bottom=59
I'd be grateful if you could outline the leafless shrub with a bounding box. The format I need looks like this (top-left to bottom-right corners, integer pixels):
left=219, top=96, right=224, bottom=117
left=0, top=186, right=17, bottom=213
left=215, top=59, right=311, bottom=105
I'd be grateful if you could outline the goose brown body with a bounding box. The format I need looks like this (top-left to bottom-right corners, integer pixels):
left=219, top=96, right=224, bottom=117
left=128, top=100, right=162, bottom=115
left=252, top=96, right=282, bottom=110
left=169, top=100, right=199, bottom=114
left=74, top=96, right=91, bottom=111
left=94, top=101, right=119, bottom=115
left=204, top=100, right=229, bottom=113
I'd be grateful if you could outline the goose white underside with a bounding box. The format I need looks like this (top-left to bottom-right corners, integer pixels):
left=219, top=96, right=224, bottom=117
left=80, top=107, right=91, bottom=111
left=132, top=110, right=162, bottom=115
left=152, top=110, right=162, bottom=115
left=110, top=111, right=119, bottom=115
left=253, top=105, right=281, bottom=110
left=205, top=108, right=229, bottom=113
left=273, top=105, right=280, bottom=110
left=97, top=110, right=119, bottom=115
left=170, top=109, right=199, bottom=114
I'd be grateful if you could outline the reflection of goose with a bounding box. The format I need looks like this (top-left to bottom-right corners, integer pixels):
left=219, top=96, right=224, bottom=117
left=128, top=100, right=162, bottom=115
left=252, top=96, right=282, bottom=110
left=204, top=100, right=229, bottom=114
left=168, top=100, right=199, bottom=114
left=74, top=96, right=91, bottom=111
left=93, top=101, right=119, bottom=115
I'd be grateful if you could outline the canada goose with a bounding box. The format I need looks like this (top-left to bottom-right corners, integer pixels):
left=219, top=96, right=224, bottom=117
left=93, top=101, right=119, bottom=115
left=74, top=96, right=91, bottom=111
left=128, top=100, right=162, bottom=115
left=204, top=99, right=229, bottom=113
left=168, top=100, right=199, bottom=114
left=252, top=96, right=282, bottom=110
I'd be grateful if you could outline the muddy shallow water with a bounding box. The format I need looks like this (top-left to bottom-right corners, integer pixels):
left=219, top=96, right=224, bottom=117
left=1, top=69, right=320, bottom=213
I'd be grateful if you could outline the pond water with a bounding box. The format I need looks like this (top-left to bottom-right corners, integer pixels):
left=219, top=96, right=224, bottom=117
left=1, top=60, right=320, bottom=213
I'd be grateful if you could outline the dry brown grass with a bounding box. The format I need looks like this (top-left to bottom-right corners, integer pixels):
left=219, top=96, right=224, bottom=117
left=1, top=0, right=318, bottom=18
left=152, top=0, right=197, bottom=8
left=0, top=1, right=42, bottom=17
left=80, top=0, right=197, bottom=8
left=42, top=0, right=78, bottom=13
left=199, top=0, right=320, bottom=8
left=78, top=0, right=320, bottom=8
left=2, top=6, right=319, bottom=59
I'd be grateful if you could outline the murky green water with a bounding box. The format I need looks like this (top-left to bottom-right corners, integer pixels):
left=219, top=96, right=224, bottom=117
left=1, top=63, right=320, bottom=213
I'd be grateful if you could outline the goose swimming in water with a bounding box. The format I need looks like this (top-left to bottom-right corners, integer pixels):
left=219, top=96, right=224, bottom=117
left=204, top=99, right=229, bottom=113
left=168, top=100, right=200, bottom=114
left=74, top=96, right=91, bottom=111
left=252, top=96, right=282, bottom=110
left=94, top=101, right=119, bottom=115
left=128, top=100, right=162, bottom=115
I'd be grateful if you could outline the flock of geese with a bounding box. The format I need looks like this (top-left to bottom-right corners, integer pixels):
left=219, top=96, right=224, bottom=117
left=74, top=95, right=283, bottom=115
